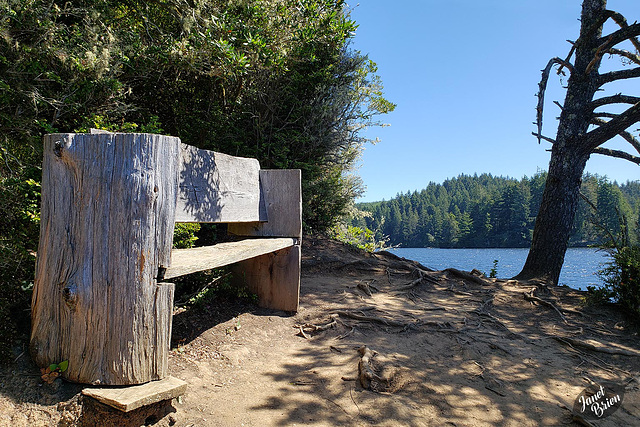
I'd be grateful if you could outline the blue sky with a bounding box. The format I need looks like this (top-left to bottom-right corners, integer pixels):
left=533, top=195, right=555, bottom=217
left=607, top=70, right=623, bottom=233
left=349, top=1, right=640, bottom=202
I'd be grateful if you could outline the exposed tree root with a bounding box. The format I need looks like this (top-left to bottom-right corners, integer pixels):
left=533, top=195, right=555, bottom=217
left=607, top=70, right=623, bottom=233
left=395, top=269, right=439, bottom=292
left=334, top=310, right=410, bottom=328
left=444, top=268, right=490, bottom=286
left=552, top=336, right=640, bottom=357
left=523, top=289, right=568, bottom=324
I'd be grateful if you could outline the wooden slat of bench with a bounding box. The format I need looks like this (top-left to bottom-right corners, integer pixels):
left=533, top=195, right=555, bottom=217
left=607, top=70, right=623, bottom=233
left=175, top=145, right=267, bottom=223
left=164, top=238, right=296, bottom=279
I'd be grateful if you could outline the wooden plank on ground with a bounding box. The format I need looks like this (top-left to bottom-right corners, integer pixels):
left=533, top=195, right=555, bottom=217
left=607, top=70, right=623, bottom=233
left=175, top=145, right=267, bottom=223
left=163, top=238, right=295, bottom=279
left=82, top=376, right=187, bottom=412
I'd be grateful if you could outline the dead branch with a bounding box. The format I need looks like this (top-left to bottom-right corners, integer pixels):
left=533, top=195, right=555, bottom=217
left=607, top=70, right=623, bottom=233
left=535, top=57, right=574, bottom=144
left=607, top=47, right=640, bottom=66
left=552, top=336, right=640, bottom=357
left=608, top=13, right=640, bottom=52
left=531, top=132, right=556, bottom=144
left=558, top=44, right=576, bottom=75
left=598, top=13, right=640, bottom=52
left=297, top=325, right=310, bottom=339
left=585, top=35, right=613, bottom=75
left=357, top=346, right=380, bottom=389
left=584, top=101, right=640, bottom=150
left=592, top=146, right=640, bottom=164
left=523, top=290, right=568, bottom=324
left=590, top=94, right=640, bottom=109
left=591, top=116, right=640, bottom=154
left=598, top=66, right=640, bottom=86
left=296, top=314, right=340, bottom=338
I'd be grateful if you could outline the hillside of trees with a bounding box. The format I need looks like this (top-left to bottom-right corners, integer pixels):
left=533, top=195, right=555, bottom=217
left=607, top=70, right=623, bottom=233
left=353, top=173, right=640, bottom=249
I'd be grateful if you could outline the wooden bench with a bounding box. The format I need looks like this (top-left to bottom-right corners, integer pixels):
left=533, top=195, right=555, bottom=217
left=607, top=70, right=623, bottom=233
left=30, top=132, right=301, bottom=386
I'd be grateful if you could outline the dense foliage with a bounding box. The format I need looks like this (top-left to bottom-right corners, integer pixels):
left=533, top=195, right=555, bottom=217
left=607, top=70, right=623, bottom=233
left=0, top=0, right=392, bottom=358
left=595, top=246, right=640, bottom=320
left=354, top=173, right=640, bottom=249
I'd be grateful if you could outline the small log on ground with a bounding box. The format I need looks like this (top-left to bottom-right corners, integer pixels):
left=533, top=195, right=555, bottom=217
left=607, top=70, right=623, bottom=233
left=358, top=346, right=380, bottom=389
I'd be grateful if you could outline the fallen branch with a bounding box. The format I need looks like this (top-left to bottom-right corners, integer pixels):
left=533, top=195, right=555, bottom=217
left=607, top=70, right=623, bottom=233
left=296, top=314, right=339, bottom=338
left=552, top=336, right=640, bottom=357
left=297, top=325, right=310, bottom=339
left=358, top=346, right=381, bottom=389
left=523, top=290, right=568, bottom=324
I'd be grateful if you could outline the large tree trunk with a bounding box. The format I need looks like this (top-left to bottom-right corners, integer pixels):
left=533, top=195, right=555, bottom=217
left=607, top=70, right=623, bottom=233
left=516, top=147, right=591, bottom=284
left=516, top=0, right=606, bottom=284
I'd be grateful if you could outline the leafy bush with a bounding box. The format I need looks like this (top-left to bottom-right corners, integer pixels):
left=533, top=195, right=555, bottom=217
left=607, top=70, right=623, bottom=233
left=173, top=223, right=201, bottom=249
left=595, top=246, right=640, bottom=319
left=330, top=224, right=388, bottom=252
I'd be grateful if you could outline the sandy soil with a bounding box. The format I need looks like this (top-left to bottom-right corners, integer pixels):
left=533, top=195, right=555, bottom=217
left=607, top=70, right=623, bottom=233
left=1, top=236, right=639, bottom=426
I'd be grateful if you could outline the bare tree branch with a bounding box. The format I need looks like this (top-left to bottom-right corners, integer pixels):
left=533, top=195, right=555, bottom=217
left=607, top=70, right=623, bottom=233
left=586, top=35, right=613, bottom=74
left=592, top=146, right=640, bottom=164
left=584, top=102, right=640, bottom=150
left=606, top=10, right=640, bottom=52
left=557, top=43, right=576, bottom=75
left=590, top=94, right=640, bottom=110
left=606, top=48, right=640, bottom=66
left=598, top=66, right=640, bottom=86
left=531, top=132, right=556, bottom=145
left=591, top=117, right=640, bottom=154
left=535, top=58, right=574, bottom=144
left=597, top=21, right=640, bottom=50
left=593, top=112, right=617, bottom=118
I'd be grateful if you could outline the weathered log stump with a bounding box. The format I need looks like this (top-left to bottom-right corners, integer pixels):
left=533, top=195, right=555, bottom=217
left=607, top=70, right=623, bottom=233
left=30, top=133, right=181, bottom=385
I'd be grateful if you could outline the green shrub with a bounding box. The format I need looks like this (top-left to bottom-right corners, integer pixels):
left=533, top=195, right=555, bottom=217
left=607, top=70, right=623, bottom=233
left=173, top=223, right=201, bottom=249
left=330, top=224, right=388, bottom=252
left=596, top=246, right=640, bottom=319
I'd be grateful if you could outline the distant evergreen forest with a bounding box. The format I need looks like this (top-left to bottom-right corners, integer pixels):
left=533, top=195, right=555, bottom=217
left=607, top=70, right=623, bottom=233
left=353, top=173, right=640, bottom=248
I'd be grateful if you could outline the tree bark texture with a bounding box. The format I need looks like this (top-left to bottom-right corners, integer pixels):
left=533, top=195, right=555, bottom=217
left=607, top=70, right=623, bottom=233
left=516, top=0, right=608, bottom=284
left=31, top=133, right=181, bottom=385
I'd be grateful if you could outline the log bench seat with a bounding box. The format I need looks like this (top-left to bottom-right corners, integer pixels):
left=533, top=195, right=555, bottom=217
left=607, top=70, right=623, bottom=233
left=163, top=237, right=297, bottom=280
left=31, top=131, right=302, bottom=386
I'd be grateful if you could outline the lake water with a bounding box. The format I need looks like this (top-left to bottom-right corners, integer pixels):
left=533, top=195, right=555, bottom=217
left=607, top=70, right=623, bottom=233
left=386, top=247, right=612, bottom=290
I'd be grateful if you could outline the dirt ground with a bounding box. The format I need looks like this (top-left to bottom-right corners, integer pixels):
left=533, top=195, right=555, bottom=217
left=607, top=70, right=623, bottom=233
left=1, top=236, right=639, bottom=426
